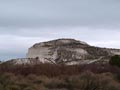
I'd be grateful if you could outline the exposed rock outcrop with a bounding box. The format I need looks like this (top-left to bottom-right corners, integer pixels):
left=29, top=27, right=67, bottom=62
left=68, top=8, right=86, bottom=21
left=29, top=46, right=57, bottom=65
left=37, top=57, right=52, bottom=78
left=26, top=38, right=120, bottom=65
left=2, top=38, right=120, bottom=65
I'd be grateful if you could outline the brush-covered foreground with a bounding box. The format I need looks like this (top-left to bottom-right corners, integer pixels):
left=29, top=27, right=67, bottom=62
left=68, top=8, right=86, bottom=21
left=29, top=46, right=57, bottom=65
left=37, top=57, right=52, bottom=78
left=0, top=63, right=120, bottom=90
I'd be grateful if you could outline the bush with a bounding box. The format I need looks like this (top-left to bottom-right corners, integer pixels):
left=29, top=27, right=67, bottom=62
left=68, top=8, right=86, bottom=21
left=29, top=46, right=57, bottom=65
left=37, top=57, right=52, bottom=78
left=0, top=71, right=120, bottom=90
left=109, top=55, right=120, bottom=67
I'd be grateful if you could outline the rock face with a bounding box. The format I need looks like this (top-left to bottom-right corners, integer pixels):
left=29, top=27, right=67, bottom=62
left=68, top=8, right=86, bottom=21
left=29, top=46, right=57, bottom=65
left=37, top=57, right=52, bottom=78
left=26, top=38, right=120, bottom=65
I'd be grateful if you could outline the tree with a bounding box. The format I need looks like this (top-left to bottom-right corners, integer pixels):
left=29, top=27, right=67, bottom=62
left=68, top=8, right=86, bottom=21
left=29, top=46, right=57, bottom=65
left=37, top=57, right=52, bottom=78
left=109, top=55, right=120, bottom=67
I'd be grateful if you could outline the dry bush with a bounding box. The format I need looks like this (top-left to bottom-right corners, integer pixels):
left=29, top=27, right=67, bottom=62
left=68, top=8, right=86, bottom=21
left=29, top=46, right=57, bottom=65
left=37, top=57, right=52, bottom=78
left=0, top=71, right=120, bottom=90
left=0, top=63, right=120, bottom=90
left=0, top=63, right=120, bottom=77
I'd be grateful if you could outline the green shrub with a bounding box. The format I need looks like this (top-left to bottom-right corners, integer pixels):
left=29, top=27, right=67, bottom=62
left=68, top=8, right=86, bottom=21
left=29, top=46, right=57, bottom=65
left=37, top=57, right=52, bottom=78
left=109, top=55, right=120, bottom=67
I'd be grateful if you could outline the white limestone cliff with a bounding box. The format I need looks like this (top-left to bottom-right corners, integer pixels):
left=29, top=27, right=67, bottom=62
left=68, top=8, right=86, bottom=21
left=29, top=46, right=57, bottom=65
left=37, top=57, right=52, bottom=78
left=26, top=38, right=120, bottom=64
left=3, top=38, right=120, bottom=65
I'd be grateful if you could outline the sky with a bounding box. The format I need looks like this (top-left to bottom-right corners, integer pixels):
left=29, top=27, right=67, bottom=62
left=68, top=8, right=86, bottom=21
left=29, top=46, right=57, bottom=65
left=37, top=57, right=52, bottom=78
left=0, top=0, right=120, bottom=60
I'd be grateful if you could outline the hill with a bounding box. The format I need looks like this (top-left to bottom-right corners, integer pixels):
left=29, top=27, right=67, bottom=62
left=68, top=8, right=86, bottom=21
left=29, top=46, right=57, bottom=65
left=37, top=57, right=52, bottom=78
left=3, top=38, right=120, bottom=65
left=26, top=38, right=120, bottom=65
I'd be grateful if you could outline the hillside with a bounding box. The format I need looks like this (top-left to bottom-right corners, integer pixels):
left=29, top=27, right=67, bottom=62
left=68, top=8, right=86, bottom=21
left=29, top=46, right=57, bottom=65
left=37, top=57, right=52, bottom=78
left=26, top=38, right=120, bottom=65
left=2, top=38, right=120, bottom=65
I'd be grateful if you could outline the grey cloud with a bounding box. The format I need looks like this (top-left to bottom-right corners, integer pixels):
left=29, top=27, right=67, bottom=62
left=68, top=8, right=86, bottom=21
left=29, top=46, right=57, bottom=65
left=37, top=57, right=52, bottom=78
left=0, top=0, right=120, bottom=28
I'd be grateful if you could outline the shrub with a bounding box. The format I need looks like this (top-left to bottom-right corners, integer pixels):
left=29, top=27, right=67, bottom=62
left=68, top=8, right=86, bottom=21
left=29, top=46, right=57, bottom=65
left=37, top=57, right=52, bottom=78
left=79, top=71, right=100, bottom=90
left=6, top=85, right=21, bottom=90
left=109, top=55, right=120, bottom=67
left=64, top=71, right=120, bottom=90
left=45, top=78, right=66, bottom=89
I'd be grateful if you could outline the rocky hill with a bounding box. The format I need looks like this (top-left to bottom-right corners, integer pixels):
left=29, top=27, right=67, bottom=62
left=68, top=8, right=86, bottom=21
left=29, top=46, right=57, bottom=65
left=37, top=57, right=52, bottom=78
left=25, top=38, right=120, bottom=65
left=2, top=38, right=120, bottom=65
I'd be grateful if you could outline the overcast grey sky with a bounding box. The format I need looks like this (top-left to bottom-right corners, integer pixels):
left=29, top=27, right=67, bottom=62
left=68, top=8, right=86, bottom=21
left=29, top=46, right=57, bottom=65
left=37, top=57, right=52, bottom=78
left=0, top=0, right=120, bottom=60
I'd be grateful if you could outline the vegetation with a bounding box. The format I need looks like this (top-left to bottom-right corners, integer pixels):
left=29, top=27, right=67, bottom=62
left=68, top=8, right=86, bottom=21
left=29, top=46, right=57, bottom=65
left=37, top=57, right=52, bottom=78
left=0, top=71, right=120, bottom=90
left=109, top=55, right=120, bottom=67
left=0, top=62, right=120, bottom=90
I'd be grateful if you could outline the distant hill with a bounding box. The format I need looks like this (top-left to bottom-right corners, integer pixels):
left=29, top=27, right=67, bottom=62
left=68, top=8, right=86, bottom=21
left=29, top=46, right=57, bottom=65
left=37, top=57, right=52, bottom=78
left=26, top=38, right=120, bottom=65
left=2, top=38, right=120, bottom=65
